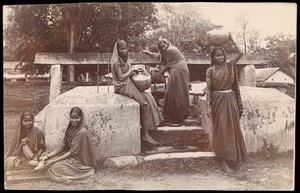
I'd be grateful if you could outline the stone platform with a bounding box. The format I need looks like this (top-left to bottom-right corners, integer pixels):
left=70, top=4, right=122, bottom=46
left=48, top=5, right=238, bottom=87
left=34, top=86, right=141, bottom=163
left=199, top=86, right=295, bottom=153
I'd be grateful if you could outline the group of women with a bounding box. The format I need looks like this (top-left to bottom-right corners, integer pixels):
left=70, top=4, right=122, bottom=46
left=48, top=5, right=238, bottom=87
left=5, top=33, right=247, bottom=185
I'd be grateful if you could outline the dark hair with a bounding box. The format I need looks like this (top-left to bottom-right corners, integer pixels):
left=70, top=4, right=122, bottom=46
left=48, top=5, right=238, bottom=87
left=21, top=111, right=34, bottom=121
left=210, top=47, right=226, bottom=66
left=70, top=106, right=83, bottom=117
left=157, top=39, right=170, bottom=53
left=117, top=40, right=127, bottom=50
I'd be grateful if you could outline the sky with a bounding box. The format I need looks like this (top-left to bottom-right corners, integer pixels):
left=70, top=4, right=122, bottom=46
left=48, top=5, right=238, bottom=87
left=184, top=2, right=297, bottom=38
left=3, top=3, right=297, bottom=39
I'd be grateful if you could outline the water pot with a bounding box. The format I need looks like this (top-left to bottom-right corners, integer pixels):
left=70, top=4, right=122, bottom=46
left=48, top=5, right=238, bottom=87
left=207, top=26, right=230, bottom=46
left=150, top=69, right=165, bottom=84
left=131, top=70, right=152, bottom=91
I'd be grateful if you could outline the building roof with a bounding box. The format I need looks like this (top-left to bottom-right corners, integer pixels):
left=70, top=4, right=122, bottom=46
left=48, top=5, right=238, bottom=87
left=256, top=67, right=281, bottom=82
left=3, top=61, right=20, bottom=70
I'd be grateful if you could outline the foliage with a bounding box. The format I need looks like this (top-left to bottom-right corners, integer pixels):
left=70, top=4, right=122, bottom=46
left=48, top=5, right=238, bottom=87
left=145, top=3, right=215, bottom=53
left=4, top=3, right=158, bottom=75
left=261, top=33, right=296, bottom=78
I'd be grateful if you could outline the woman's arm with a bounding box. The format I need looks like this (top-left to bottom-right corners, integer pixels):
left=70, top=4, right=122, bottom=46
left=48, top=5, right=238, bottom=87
left=206, top=68, right=213, bottom=119
left=44, top=144, right=67, bottom=160
left=159, top=66, right=171, bottom=75
left=35, top=148, right=45, bottom=161
left=44, top=151, right=72, bottom=168
left=228, top=33, right=244, bottom=64
left=142, top=50, right=160, bottom=60
left=114, top=63, right=138, bottom=81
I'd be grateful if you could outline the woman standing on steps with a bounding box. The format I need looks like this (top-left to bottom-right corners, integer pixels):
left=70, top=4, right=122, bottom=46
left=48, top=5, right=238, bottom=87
left=206, top=33, right=247, bottom=174
left=143, top=39, right=190, bottom=126
left=110, top=40, right=164, bottom=147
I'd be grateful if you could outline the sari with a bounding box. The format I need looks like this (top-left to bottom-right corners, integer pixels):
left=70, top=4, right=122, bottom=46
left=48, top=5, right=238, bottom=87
left=5, top=111, right=46, bottom=171
left=159, top=40, right=190, bottom=124
left=47, top=108, right=97, bottom=184
left=206, top=48, right=247, bottom=162
left=110, top=41, right=163, bottom=130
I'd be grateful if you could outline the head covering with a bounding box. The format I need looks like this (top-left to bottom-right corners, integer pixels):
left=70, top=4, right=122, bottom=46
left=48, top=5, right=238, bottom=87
left=63, top=107, right=84, bottom=148
left=110, top=40, right=130, bottom=89
left=210, top=47, right=226, bottom=66
left=5, top=111, right=35, bottom=158
left=157, top=39, right=171, bottom=53
left=110, top=40, right=128, bottom=64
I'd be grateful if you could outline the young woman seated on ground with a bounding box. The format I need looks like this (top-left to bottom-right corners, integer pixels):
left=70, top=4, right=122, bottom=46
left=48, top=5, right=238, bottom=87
left=39, top=107, right=98, bottom=184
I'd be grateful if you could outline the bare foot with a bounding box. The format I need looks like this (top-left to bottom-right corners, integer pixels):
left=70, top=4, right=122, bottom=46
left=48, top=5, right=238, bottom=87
left=221, top=160, right=235, bottom=174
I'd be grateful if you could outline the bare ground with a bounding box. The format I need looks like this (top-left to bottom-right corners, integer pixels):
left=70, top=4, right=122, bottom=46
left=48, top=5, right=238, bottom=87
left=3, top=81, right=295, bottom=191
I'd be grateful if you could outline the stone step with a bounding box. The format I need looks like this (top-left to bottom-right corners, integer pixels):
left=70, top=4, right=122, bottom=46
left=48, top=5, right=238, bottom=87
left=149, top=125, right=210, bottom=150
left=5, top=170, right=46, bottom=184
left=143, top=145, right=206, bottom=155
left=103, top=151, right=216, bottom=168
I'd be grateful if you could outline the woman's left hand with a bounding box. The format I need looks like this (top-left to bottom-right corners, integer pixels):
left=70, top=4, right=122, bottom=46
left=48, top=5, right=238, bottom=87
left=44, top=160, right=55, bottom=168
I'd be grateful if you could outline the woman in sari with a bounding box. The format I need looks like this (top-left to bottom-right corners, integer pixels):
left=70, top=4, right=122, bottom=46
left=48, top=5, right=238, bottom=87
left=110, top=40, right=164, bottom=146
left=143, top=39, right=190, bottom=126
left=40, top=107, right=97, bottom=184
left=206, top=33, right=247, bottom=174
left=5, top=111, right=46, bottom=171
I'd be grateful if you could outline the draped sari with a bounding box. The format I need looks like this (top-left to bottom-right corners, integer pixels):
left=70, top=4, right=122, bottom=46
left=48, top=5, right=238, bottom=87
left=110, top=41, right=163, bottom=130
left=206, top=59, right=247, bottom=162
left=47, top=122, right=97, bottom=184
left=5, top=112, right=45, bottom=171
left=160, top=44, right=190, bottom=124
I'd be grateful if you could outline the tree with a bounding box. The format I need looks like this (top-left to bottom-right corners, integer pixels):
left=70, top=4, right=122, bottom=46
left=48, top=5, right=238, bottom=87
left=262, top=33, right=296, bottom=77
left=234, top=11, right=262, bottom=54
left=3, top=3, right=158, bottom=76
left=146, top=3, right=215, bottom=53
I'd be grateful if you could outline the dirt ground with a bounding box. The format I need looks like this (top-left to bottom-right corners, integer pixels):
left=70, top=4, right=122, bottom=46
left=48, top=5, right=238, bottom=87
left=3, top=82, right=296, bottom=191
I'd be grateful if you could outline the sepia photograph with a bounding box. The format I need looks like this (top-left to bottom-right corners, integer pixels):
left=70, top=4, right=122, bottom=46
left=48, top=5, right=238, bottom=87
left=3, top=2, right=296, bottom=190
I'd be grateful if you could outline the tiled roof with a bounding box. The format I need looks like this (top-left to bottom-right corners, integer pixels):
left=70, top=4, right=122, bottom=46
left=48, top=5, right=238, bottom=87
left=256, top=67, right=280, bottom=82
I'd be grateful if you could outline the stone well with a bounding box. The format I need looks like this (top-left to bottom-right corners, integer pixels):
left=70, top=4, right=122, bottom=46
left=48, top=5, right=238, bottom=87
left=34, top=86, right=141, bottom=162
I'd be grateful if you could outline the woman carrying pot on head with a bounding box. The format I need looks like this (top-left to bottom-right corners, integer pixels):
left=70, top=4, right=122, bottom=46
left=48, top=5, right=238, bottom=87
left=206, top=32, right=247, bottom=174
left=110, top=40, right=164, bottom=147
left=143, top=39, right=190, bottom=126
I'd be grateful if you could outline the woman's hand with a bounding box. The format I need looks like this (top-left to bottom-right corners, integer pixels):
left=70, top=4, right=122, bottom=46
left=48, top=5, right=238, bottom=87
left=39, top=155, right=49, bottom=162
left=228, top=32, right=233, bottom=41
left=142, top=50, right=151, bottom=55
left=44, top=160, right=55, bottom=168
left=239, top=110, right=243, bottom=118
left=207, top=105, right=212, bottom=119
left=129, top=68, right=138, bottom=75
left=20, top=138, right=28, bottom=146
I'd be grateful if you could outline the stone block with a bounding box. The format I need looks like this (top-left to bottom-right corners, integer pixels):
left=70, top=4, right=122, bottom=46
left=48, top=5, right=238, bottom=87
left=239, top=65, right=256, bottom=87
left=34, top=86, right=141, bottom=162
left=49, top=64, right=62, bottom=102
left=200, top=86, right=295, bottom=153
left=103, top=155, right=139, bottom=168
